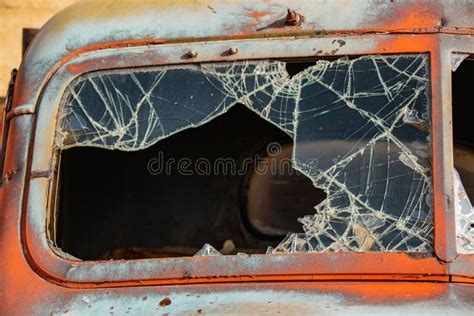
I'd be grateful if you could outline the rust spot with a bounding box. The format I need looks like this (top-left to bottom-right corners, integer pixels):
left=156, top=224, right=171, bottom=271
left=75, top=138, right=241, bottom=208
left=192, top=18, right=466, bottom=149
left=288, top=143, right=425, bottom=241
left=249, top=10, right=270, bottom=19
left=142, top=296, right=148, bottom=301
left=378, top=4, right=439, bottom=32
left=285, top=9, right=304, bottom=26
left=197, top=309, right=203, bottom=314
left=68, top=60, right=99, bottom=73
left=159, top=297, right=172, bottom=307
left=435, top=18, right=445, bottom=29
left=0, top=168, right=18, bottom=185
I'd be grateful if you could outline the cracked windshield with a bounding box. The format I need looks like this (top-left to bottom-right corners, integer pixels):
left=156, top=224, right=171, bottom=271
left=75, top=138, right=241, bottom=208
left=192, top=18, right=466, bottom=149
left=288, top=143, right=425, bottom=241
left=54, top=55, right=434, bottom=260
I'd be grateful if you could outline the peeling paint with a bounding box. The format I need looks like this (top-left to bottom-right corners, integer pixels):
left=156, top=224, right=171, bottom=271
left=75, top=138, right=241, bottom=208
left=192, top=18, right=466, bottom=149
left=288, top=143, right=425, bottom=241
left=56, top=55, right=433, bottom=254
left=1, top=2, right=473, bottom=314
left=44, top=284, right=474, bottom=315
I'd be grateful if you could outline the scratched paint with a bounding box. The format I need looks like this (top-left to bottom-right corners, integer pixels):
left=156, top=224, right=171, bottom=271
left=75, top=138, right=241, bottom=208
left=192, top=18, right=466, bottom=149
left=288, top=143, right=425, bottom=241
left=1, top=2, right=473, bottom=315
left=46, top=284, right=473, bottom=315
left=56, top=55, right=433, bottom=255
left=11, top=0, right=474, bottom=111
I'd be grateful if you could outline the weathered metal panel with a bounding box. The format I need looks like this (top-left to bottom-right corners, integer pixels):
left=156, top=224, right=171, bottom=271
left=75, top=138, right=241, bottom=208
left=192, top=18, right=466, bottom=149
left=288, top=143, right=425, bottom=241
left=12, top=0, right=474, bottom=113
left=19, top=35, right=455, bottom=286
left=3, top=282, right=474, bottom=315
left=1, top=1, right=473, bottom=315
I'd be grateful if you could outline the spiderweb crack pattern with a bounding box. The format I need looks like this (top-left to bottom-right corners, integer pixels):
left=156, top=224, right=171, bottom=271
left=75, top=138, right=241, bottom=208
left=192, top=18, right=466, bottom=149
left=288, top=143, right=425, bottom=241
left=57, top=54, right=436, bottom=253
left=454, top=169, right=474, bottom=254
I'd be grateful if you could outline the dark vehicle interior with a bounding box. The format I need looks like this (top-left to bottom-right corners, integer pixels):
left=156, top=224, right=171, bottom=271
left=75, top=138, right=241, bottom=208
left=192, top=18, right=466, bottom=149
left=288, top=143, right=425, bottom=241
left=452, top=57, right=474, bottom=201
left=57, top=104, right=327, bottom=260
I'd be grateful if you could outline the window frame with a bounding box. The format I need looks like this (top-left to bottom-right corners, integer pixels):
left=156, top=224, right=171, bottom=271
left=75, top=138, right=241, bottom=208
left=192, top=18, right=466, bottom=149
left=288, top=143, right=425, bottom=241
left=23, top=34, right=473, bottom=287
left=442, top=38, right=474, bottom=282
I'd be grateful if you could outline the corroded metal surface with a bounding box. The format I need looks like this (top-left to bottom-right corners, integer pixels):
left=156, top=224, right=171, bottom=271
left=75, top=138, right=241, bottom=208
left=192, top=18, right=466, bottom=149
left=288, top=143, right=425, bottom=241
left=0, top=0, right=473, bottom=314
left=7, top=282, right=474, bottom=315
left=12, top=0, right=474, bottom=113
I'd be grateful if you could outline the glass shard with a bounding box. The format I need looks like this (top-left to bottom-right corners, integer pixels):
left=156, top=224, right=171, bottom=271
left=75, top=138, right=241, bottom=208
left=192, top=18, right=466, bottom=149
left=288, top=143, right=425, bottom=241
left=194, top=244, right=222, bottom=256
left=454, top=169, right=474, bottom=254
left=57, top=54, right=434, bottom=253
left=451, top=53, right=470, bottom=72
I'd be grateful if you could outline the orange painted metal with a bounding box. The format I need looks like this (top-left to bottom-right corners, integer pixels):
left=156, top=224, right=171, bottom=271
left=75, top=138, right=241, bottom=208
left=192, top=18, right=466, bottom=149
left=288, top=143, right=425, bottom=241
left=1, top=0, right=473, bottom=314
left=24, top=33, right=470, bottom=287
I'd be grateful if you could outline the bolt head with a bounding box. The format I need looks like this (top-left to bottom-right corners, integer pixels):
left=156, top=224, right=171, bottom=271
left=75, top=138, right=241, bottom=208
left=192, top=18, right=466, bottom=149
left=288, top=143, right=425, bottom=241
left=187, top=50, right=198, bottom=58
left=285, top=9, right=302, bottom=26
left=228, top=47, right=239, bottom=55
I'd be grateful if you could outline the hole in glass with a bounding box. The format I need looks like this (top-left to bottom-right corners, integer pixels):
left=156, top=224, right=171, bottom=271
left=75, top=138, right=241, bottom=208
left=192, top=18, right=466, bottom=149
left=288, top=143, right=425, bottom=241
left=53, top=55, right=435, bottom=260
left=57, top=105, right=324, bottom=259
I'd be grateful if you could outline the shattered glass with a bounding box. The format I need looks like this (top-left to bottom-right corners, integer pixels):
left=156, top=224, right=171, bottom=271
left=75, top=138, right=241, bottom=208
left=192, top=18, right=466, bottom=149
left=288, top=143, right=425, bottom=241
left=454, top=169, right=474, bottom=254
left=56, top=54, right=434, bottom=253
left=194, top=244, right=222, bottom=257
left=451, top=53, right=470, bottom=72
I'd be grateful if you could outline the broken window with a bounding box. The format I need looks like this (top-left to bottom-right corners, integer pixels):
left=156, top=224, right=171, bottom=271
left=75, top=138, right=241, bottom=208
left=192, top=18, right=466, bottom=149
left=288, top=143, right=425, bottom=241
left=452, top=53, right=474, bottom=254
left=54, top=54, right=434, bottom=259
left=57, top=106, right=311, bottom=259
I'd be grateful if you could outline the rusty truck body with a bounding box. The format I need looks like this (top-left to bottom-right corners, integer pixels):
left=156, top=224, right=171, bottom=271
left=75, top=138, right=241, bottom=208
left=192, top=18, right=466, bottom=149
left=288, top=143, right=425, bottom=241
left=1, top=0, right=473, bottom=314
